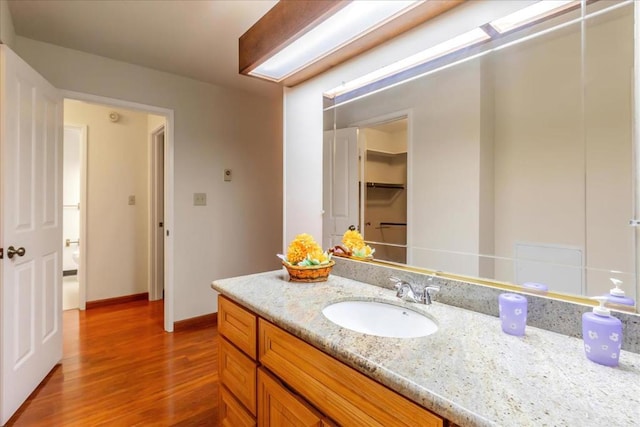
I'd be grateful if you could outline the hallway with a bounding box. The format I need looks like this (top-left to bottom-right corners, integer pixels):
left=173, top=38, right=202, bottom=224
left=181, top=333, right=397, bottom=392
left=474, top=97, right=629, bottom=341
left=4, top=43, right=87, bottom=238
left=6, top=301, right=219, bottom=426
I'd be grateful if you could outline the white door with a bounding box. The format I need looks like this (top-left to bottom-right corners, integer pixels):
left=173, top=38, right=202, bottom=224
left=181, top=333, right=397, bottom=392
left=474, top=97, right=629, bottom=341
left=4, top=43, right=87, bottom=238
left=322, top=128, right=359, bottom=248
left=0, top=46, right=63, bottom=425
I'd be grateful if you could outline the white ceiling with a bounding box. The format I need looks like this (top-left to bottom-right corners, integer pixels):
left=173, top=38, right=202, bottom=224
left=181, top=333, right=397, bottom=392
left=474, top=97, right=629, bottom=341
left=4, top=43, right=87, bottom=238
left=8, top=0, right=281, bottom=98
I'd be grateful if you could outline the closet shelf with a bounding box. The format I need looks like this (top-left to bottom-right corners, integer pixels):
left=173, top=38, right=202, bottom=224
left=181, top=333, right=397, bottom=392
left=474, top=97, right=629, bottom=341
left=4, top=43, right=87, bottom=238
left=366, top=148, right=407, bottom=157
left=366, top=182, right=405, bottom=189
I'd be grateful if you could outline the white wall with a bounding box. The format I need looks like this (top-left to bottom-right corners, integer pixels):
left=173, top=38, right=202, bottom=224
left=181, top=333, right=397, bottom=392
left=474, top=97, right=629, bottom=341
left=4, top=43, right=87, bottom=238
left=65, top=100, right=150, bottom=301
left=14, top=36, right=283, bottom=320
left=0, top=0, right=15, bottom=48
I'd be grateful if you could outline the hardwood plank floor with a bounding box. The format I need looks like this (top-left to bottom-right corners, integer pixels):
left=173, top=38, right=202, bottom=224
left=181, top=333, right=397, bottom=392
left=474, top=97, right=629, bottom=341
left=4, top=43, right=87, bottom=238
left=7, top=300, right=219, bottom=426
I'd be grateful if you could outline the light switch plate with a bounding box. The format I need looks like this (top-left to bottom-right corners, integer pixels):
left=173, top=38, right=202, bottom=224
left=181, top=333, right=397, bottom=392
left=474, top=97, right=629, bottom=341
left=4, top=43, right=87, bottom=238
left=224, top=169, right=232, bottom=182
left=193, top=193, right=207, bottom=206
left=128, top=195, right=136, bottom=205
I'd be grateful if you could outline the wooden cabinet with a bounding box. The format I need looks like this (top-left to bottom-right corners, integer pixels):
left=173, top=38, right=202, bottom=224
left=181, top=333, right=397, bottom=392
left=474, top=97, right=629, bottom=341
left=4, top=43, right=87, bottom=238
left=220, top=385, right=256, bottom=427
left=218, top=295, right=445, bottom=427
left=259, top=319, right=443, bottom=427
left=218, top=296, right=258, bottom=425
left=257, top=368, right=326, bottom=427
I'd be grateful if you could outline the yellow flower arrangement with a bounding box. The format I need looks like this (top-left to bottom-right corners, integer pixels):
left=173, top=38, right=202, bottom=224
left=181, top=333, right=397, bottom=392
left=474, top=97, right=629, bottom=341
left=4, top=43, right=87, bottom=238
left=342, top=229, right=375, bottom=259
left=285, top=233, right=332, bottom=266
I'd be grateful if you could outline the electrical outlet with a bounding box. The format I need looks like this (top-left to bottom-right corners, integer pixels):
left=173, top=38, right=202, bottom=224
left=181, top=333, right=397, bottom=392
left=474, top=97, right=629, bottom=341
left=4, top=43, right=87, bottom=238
left=128, top=195, right=136, bottom=205
left=193, top=193, right=207, bottom=206
left=224, top=169, right=232, bottom=182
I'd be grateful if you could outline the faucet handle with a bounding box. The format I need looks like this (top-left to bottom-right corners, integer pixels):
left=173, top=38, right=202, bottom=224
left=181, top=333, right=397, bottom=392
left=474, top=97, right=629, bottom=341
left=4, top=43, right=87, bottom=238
left=390, top=277, right=404, bottom=292
left=423, top=286, right=440, bottom=305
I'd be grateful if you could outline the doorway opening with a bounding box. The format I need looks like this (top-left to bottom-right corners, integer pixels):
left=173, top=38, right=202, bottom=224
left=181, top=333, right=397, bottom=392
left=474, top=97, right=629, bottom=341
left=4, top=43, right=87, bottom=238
left=61, top=94, right=174, bottom=332
left=359, top=117, right=408, bottom=264
left=62, top=124, right=87, bottom=310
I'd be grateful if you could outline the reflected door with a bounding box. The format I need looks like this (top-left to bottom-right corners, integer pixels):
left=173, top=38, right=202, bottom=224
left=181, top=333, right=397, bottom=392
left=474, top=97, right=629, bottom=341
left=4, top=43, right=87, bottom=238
left=323, top=128, right=359, bottom=248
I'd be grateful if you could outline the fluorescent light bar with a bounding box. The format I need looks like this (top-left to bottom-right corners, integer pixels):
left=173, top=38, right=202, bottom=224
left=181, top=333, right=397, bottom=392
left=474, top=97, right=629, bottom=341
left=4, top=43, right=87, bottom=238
left=325, top=27, right=490, bottom=98
left=249, top=1, right=421, bottom=81
left=489, top=1, right=578, bottom=34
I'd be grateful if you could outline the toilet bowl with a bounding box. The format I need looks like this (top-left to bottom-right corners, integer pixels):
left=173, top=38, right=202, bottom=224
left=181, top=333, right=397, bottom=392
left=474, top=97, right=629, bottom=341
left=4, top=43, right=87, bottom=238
left=72, top=250, right=80, bottom=267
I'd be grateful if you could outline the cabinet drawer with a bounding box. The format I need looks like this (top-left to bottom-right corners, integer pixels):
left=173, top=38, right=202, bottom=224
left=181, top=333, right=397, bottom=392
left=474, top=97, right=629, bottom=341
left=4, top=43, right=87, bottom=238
left=257, top=368, right=325, bottom=427
left=220, top=385, right=256, bottom=427
left=219, top=295, right=257, bottom=359
left=220, top=337, right=257, bottom=416
left=259, top=319, right=443, bottom=427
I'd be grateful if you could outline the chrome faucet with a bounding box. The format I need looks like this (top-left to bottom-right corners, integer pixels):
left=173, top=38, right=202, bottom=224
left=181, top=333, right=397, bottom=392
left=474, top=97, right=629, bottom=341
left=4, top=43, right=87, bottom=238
left=390, top=277, right=439, bottom=305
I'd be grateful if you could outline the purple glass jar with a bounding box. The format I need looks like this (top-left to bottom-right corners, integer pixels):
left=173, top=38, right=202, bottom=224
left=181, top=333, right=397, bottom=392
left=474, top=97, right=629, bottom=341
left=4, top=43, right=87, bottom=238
left=499, top=293, right=528, bottom=336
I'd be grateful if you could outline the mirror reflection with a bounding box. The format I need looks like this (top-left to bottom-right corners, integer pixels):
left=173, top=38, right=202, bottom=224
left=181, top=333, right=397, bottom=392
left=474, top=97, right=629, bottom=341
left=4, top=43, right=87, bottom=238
left=323, top=1, right=637, bottom=309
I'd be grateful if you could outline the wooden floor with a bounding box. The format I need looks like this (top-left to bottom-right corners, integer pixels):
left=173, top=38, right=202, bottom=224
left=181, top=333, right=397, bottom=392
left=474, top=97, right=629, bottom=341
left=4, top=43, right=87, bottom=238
left=6, top=300, right=219, bottom=426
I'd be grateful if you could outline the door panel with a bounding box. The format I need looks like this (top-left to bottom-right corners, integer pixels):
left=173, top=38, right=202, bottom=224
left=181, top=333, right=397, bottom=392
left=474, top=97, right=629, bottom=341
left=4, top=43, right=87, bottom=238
left=15, top=262, right=35, bottom=366
left=322, top=128, right=359, bottom=248
left=1, top=45, right=63, bottom=425
left=42, top=95, right=60, bottom=228
left=42, top=252, right=59, bottom=340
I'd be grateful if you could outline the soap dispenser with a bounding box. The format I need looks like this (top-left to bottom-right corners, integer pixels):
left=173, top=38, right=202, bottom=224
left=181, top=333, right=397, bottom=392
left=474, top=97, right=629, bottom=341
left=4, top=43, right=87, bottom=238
left=604, top=278, right=635, bottom=307
left=582, top=296, right=622, bottom=367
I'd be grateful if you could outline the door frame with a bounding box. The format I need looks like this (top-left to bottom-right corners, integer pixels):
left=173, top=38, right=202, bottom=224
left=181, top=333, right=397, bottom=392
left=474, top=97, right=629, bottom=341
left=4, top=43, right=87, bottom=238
left=149, top=125, right=164, bottom=301
left=62, top=90, right=176, bottom=332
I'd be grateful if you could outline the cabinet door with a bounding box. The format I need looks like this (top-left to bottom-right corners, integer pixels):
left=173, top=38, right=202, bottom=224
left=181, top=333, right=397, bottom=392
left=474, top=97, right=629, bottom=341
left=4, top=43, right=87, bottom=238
left=220, top=385, right=256, bottom=427
left=219, top=337, right=257, bottom=415
left=219, top=296, right=257, bottom=359
left=258, top=368, right=325, bottom=427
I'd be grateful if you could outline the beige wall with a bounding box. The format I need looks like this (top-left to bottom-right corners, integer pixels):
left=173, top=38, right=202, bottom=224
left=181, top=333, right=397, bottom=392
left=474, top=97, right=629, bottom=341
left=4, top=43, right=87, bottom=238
left=148, top=114, right=165, bottom=134
left=584, top=10, right=634, bottom=292
left=492, top=26, right=585, bottom=280
left=491, top=10, right=634, bottom=295
left=0, top=0, right=15, bottom=48
left=65, top=100, right=150, bottom=301
left=14, top=36, right=283, bottom=321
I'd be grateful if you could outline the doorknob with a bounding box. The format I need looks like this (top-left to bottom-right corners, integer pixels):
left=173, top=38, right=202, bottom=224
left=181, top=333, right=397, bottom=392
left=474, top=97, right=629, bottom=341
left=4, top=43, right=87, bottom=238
left=7, top=246, right=26, bottom=259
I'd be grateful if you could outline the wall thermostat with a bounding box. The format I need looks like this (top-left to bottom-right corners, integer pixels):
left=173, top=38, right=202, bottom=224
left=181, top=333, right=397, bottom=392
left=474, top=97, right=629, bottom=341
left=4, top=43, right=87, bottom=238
left=224, top=169, right=232, bottom=182
left=109, top=111, right=120, bottom=122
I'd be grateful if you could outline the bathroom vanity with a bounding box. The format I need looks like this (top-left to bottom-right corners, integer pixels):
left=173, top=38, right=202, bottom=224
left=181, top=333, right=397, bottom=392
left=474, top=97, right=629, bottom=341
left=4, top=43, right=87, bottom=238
left=212, top=270, right=640, bottom=426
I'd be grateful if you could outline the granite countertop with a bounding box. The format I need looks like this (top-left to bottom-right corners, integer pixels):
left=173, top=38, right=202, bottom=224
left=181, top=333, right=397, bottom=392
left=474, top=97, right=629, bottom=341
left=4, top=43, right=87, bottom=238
left=212, top=270, right=640, bottom=426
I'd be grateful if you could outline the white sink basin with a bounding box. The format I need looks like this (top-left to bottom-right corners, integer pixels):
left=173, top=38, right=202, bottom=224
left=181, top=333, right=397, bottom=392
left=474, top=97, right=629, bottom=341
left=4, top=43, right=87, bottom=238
left=322, top=300, right=438, bottom=338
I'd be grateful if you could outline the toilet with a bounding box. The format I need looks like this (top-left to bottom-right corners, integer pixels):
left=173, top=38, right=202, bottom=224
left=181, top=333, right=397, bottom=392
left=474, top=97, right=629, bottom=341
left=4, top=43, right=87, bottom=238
left=72, top=250, right=80, bottom=267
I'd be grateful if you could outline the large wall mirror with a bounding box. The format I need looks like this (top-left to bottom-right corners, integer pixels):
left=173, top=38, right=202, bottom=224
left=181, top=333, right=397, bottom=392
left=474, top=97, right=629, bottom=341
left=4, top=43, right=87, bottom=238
left=323, top=0, right=638, bottom=311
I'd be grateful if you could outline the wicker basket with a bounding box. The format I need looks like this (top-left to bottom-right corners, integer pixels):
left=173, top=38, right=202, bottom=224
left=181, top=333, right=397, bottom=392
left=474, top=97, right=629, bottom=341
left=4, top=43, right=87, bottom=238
left=283, top=260, right=335, bottom=283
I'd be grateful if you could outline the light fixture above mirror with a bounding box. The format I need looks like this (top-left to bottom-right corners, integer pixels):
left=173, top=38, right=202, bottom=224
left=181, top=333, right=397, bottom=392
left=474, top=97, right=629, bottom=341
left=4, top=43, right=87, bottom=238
left=324, top=0, right=584, bottom=101
left=239, top=0, right=463, bottom=87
